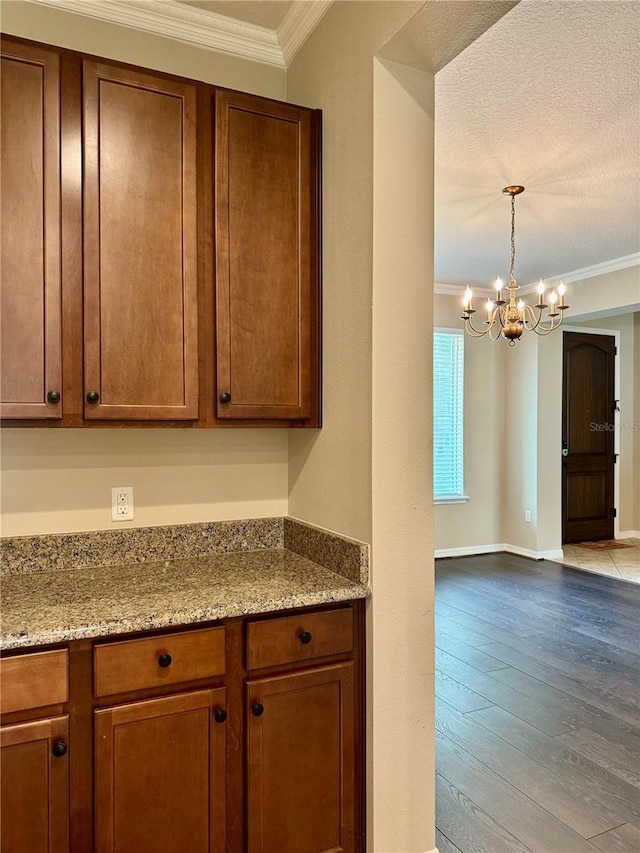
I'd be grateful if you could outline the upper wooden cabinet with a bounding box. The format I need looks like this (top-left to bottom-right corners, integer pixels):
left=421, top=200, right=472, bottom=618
left=215, top=92, right=318, bottom=421
left=0, top=38, right=321, bottom=427
left=0, top=41, right=62, bottom=419
left=83, top=62, right=199, bottom=420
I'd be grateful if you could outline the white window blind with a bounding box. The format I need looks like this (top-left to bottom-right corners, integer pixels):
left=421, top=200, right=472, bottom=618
left=433, top=331, right=464, bottom=499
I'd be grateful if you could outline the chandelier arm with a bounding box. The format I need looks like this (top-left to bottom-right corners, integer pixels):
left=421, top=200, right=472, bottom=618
left=522, top=304, right=544, bottom=331
left=463, top=316, right=492, bottom=338
left=489, top=321, right=504, bottom=342
left=531, top=313, right=564, bottom=335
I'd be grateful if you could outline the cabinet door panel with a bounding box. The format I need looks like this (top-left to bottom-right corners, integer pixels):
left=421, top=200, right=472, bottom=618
left=84, top=63, right=198, bottom=420
left=247, top=663, right=355, bottom=853
left=0, top=42, right=61, bottom=419
left=0, top=716, right=69, bottom=853
left=95, top=688, right=226, bottom=853
left=215, top=91, right=313, bottom=420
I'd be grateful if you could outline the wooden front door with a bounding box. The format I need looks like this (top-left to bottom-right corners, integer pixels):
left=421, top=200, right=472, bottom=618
left=247, top=663, right=355, bottom=853
left=562, top=331, right=616, bottom=543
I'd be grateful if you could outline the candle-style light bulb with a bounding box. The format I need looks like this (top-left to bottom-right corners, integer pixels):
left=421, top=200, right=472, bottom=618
left=549, top=290, right=557, bottom=304
left=558, top=282, right=566, bottom=296
left=463, top=286, right=473, bottom=309
left=486, top=299, right=494, bottom=317
left=495, top=277, right=503, bottom=293
left=517, top=299, right=525, bottom=312
left=537, top=280, right=545, bottom=296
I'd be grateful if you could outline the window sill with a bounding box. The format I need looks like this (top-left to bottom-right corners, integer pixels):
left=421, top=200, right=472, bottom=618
left=434, top=496, right=470, bottom=505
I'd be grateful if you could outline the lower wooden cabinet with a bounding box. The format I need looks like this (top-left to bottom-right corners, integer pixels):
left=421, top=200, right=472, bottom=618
left=95, top=689, right=226, bottom=853
left=0, top=602, right=364, bottom=853
left=247, top=663, right=355, bottom=853
left=0, top=716, right=69, bottom=853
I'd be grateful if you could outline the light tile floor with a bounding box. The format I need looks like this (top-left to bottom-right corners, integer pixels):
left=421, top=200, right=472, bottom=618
left=554, top=537, right=640, bottom=584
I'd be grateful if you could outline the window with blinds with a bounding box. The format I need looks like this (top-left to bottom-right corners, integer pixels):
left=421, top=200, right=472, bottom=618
left=433, top=331, right=464, bottom=499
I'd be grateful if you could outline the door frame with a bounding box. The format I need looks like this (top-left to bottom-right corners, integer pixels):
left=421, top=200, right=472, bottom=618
left=562, top=325, right=620, bottom=540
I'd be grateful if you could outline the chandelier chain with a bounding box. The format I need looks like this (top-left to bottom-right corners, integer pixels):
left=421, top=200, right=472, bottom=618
left=509, top=193, right=516, bottom=282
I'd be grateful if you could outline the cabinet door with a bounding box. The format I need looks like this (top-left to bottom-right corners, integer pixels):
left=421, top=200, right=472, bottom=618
left=83, top=62, right=198, bottom=420
left=0, top=41, right=62, bottom=419
left=95, top=689, right=226, bottom=853
left=215, top=91, right=317, bottom=420
left=0, top=715, right=69, bottom=853
left=247, top=663, right=355, bottom=853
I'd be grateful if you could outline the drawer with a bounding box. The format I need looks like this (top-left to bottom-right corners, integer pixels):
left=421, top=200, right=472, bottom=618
left=0, top=649, right=69, bottom=715
left=94, top=626, right=225, bottom=697
left=246, top=608, right=353, bottom=670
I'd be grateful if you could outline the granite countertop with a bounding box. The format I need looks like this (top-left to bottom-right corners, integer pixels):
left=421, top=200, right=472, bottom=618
left=0, top=518, right=370, bottom=651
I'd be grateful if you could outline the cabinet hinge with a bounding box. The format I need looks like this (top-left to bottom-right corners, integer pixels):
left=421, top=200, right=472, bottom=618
left=614, top=454, right=619, bottom=463
left=613, top=508, right=617, bottom=518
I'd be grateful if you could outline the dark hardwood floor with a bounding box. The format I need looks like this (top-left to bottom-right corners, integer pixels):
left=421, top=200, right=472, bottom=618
left=435, top=553, right=640, bottom=853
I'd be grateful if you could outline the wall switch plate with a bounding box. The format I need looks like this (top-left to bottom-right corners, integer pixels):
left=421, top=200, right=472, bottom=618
left=525, top=509, right=532, bottom=523
left=112, top=486, right=134, bottom=522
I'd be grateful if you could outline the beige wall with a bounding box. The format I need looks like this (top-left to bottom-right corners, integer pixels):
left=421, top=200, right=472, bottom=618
left=434, top=294, right=502, bottom=551
left=566, top=265, right=640, bottom=320
left=635, top=312, right=640, bottom=531
left=0, top=0, right=286, bottom=97
left=0, top=430, right=289, bottom=536
left=287, top=6, right=435, bottom=850
left=435, top=270, right=640, bottom=556
left=0, top=1, right=289, bottom=538
left=579, top=312, right=637, bottom=534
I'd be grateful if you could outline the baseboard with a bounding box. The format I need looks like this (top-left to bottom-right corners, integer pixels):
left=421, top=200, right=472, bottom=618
left=504, top=544, right=564, bottom=561
left=435, top=543, right=563, bottom=561
left=435, top=544, right=503, bottom=558
left=618, top=529, right=640, bottom=539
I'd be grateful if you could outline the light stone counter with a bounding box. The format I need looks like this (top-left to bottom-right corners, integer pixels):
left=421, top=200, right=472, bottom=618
left=0, top=518, right=370, bottom=650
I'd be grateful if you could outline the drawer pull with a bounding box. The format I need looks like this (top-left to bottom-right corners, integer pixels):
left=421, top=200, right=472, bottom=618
left=251, top=702, right=264, bottom=717
left=299, top=631, right=313, bottom=645
left=86, top=390, right=100, bottom=403
left=214, top=708, right=227, bottom=723
left=158, top=653, right=172, bottom=668
left=219, top=392, right=231, bottom=404
left=52, top=740, right=67, bottom=758
left=47, top=390, right=60, bottom=403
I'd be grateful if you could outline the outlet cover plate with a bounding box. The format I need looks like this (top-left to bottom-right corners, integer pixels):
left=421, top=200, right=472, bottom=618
left=111, top=486, right=134, bottom=522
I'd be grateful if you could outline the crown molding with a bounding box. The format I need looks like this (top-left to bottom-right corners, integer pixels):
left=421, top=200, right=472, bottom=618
left=28, top=0, right=333, bottom=67
left=437, top=253, right=639, bottom=297
left=519, top=252, right=640, bottom=294
left=28, top=0, right=284, bottom=66
left=278, top=0, right=332, bottom=65
left=435, top=282, right=494, bottom=297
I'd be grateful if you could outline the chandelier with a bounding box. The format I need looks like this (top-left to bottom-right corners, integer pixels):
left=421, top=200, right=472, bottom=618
left=461, top=186, right=569, bottom=345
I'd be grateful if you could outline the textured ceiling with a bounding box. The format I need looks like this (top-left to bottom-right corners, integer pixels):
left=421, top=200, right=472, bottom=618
left=175, top=1, right=294, bottom=30
left=435, top=0, right=640, bottom=287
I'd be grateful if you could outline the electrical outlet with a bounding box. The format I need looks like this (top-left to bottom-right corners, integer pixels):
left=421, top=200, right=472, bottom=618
left=525, top=509, right=532, bottom=523
left=112, top=486, right=134, bottom=522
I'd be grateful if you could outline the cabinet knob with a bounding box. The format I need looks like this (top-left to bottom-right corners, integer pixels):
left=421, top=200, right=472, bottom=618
left=219, top=392, right=231, bottom=404
left=52, top=741, right=67, bottom=758
left=299, top=631, right=312, bottom=645
left=251, top=702, right=264, bottom=717
left=86, top=391, right=100, bottom=404
left=214, top=708, right=227, bottom=724
left=158, top=653, right=172, bottom=668
left=47, top=390, right=61, bottom=404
